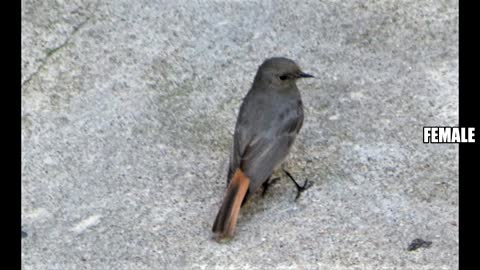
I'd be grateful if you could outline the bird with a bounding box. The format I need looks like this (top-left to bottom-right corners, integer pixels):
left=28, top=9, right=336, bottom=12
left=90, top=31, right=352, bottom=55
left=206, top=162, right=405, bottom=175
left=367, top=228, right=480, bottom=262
left=212, top=57, right=314, bottom=240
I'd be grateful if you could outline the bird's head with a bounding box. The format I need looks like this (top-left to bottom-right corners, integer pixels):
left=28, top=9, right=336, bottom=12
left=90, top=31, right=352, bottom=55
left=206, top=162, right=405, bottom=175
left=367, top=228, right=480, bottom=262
left=254, top=57, right=314, bottom=87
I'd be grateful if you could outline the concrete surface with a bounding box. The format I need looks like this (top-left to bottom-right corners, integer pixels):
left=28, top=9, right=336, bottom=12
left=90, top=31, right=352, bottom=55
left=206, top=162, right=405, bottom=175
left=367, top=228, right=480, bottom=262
left=21, top=0, right=458, bottom=269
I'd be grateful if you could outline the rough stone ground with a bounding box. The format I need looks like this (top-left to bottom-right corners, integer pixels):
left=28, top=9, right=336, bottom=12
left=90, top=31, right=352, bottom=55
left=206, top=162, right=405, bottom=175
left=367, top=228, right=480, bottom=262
left=22, top=0, right=458, bottom=269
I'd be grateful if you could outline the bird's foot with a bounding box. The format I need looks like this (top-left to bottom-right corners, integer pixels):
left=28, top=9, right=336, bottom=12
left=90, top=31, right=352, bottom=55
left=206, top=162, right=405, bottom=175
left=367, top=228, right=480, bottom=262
left=283, top=169, right=313, bottom=201
left=262, top=177, right=280, bottom=197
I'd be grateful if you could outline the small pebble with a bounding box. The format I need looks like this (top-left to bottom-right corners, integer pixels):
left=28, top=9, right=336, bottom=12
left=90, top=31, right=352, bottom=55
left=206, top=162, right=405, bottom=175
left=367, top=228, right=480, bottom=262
left=407, top=238, right=432, bottom=251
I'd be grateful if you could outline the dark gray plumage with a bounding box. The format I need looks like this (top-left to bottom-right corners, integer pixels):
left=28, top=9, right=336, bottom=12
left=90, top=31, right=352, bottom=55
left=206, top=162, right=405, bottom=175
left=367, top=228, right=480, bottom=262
left=212, top=57, right=313, bottom=239
left=227, top=57, right=313, bottom=201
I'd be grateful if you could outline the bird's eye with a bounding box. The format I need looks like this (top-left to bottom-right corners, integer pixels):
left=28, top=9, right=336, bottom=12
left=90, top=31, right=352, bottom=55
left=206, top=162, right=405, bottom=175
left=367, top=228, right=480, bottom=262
left=279, top=74, right=288, bottom=80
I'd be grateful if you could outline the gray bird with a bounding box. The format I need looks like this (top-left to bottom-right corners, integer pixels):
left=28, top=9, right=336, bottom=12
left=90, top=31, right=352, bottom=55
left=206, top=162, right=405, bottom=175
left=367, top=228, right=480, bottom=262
left=212, top=57, right=314, bottom=239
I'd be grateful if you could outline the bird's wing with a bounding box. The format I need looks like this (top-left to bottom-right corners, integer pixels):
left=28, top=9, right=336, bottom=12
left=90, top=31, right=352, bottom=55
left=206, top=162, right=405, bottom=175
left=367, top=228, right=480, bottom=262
left=228, top=96, right=304, bottom=195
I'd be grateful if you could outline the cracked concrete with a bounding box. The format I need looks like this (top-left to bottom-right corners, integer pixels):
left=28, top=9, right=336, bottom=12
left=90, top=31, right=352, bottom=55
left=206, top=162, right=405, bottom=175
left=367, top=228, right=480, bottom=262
left=22, top=0, right=458, bottom=269
left=21, top=0, right=99, bottom=86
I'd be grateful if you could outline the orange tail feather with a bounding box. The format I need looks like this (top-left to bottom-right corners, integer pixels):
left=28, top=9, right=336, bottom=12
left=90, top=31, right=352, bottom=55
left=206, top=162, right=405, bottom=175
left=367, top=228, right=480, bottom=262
left=212, top=169, right=250, bottom=239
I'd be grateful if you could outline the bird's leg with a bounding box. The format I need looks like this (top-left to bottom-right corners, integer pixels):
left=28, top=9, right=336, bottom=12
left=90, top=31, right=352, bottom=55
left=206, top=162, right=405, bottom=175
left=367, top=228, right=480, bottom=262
left=262, top=176, right=280, bottom=197
left=283, top=169, right=312, bottom=200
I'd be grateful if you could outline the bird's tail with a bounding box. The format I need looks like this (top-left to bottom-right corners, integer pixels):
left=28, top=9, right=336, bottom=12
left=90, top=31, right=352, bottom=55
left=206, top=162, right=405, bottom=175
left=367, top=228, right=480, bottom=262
left=212, top=168, right=250, bottom=239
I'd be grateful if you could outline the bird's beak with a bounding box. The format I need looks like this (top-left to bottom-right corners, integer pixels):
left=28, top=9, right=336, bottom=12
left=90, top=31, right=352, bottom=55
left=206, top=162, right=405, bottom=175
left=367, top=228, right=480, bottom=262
left=298, top=72, right=314, bottom=78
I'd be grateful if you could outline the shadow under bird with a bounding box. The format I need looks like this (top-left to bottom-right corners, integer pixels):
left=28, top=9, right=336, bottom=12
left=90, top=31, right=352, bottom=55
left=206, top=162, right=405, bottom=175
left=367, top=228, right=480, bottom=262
left=212, top=57, right=315, bottom=240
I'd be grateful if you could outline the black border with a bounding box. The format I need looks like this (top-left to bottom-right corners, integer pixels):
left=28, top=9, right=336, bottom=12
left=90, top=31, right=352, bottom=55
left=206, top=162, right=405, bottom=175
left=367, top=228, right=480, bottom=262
left=11, top=0, right=21, bottom=269
left=459, top=0, right=478, bottom=268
